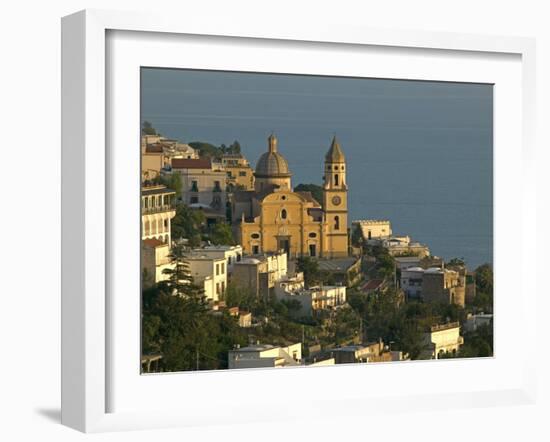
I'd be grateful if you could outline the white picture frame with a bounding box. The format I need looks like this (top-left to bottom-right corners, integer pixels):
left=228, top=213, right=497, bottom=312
left=61, top=9, right=537, bottom=433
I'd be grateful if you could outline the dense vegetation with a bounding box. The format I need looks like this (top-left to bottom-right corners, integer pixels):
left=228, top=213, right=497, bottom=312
left=188, top=140, right=242, bottom=159
left=294, top=183, right=323, bottom=205
left=169, top=204, right=235, bottom=247
left=142, top=120, right=158, bottom=136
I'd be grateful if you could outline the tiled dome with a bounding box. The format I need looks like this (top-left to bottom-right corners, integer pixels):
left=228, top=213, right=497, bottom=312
left=255, top=134, right=292, bottom=177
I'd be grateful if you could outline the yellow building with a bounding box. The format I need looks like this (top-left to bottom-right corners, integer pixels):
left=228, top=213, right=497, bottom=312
left=232, top=134, right=349, bottom=259
left=221, top=153, right=255, bottom=191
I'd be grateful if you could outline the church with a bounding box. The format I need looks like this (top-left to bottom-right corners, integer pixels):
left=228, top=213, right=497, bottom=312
left=231, top=134, right=349, bottom=259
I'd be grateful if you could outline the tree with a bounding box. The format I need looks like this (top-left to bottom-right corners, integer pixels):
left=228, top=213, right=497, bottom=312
left=296, top=256, right=321, bottom=288
left=170, top=204, right=205, bottom=245
left=142, top=120, right=157, bottom=135
left=224, top=283, right=257, bottom=311
left=351, top=223, right=363, bottom=247
left=166, top=173, right=182, bottom=199
left=294, top=183, right=323, bottom=205
left=475, top=264, right=493, bottom=296
left=228, top=140, right=241, bottom=154
left=473, top=263, right=493, bottom=313
left=161, top=243, right=205, bottom=301
left=208, top=222, right=235, bottom=246
left=447, top=257, right=465, bottom=267
left=189, top=141, right=222, bottom=159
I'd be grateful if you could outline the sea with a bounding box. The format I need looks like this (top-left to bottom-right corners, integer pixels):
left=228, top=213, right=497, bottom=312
left=141, top=68, right=493, bottom=269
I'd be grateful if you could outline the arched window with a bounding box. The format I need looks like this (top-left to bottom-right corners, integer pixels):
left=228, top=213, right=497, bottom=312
left=334, top=174, right=339, bottom=186
left=334, top=216, right=340, bottom=230
left=281, top=209, right=287, bottom=219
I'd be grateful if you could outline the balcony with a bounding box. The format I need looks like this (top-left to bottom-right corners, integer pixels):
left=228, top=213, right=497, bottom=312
left=142, top=204, right=176, bottom=215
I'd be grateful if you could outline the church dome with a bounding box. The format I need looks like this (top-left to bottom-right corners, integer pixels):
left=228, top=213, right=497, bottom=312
left=255, top=134, right=292, bottom=177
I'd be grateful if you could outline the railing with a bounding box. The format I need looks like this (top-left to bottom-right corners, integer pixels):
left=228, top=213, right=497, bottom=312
left=142, top=204, right=176, bottom=214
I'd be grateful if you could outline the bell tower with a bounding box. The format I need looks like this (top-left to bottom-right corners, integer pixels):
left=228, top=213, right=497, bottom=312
left=323, top=136, right=348, bottom=258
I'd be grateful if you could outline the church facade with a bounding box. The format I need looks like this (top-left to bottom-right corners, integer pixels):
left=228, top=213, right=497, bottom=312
left=231, top=134, right=349, bottom=259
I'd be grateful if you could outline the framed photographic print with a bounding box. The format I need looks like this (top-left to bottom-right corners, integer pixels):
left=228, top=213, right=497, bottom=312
left=61, top=9, right=537, bottom=432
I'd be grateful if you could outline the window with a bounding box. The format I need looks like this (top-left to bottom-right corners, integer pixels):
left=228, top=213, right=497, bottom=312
left=216, top=264, right=220, bottom=276
left=228, top=257, right=232, bottom=265
left=216, top=283, right=220, bottom=295
left=334, top=216, right=340, bottom=230
left=221, top=263, right=225, bottom=274
left=281, top=209, right=287, bottom=219
left=309, top=244, right=317, bottom=257
left=164, top=219, right=168, bottom=229
left=190, top=196, right=199, bottom=204
left=334, top=174, right=339, bottom=186
left=144, top=220, right=150, bottom=236
left=308, top=232, right=317, bottom=238
left=191, top=180, right=198, bottom=192
left=239, top=171, right=247, bottom=177
left=213, top=180, right=222, bottom=192
left=252, top=245, right=259, bottom=255
left=251, top=233, right=260, bottom=239
left=237, top=254, right=242, bottom=262
left=221, top=281, right=225, bottom=294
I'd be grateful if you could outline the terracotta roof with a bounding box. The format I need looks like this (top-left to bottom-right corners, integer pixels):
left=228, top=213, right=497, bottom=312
left=145, top=144, right=165, bottom=154
left=142, top=238, right=165, bottom=248
left=171, top=158, right=212, bottom=169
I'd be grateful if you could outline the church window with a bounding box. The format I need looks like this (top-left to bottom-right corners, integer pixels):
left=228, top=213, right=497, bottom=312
left=251, top=233, right=260, bottom=239
left=334, top=174, right=339, bottom=186
left=334, top=216, right=340, bottom=230
left=281, top=209, right=287, bottom=219
left=281, top=195, right=287, bottom=200
left=334, top=165, right=339, bottom=170
left=308, top=232, right=317, bottom=238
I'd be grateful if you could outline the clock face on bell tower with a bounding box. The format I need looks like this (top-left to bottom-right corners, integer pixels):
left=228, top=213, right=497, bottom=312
left=332, top=195, right=342, bottom=206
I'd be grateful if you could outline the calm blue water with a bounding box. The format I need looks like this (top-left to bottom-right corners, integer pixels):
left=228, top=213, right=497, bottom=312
left=141, top=69, right=493, bottom=269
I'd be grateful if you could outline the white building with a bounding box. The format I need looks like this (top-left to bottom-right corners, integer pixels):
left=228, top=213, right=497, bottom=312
left=191, top=245, right=243, bottom=275
left=353, top=219, right=392, bottom=240
left=275, top=283, right=347, bottom=316
left=228, top=343, right=302, bottom=369
left=274, top=272, right=306, bottom=297
left=381, top=236, right=430, bottom=258
left=185, top=254, right=228, bottom=302
left=141, top=184, right=176, bottom=244
left=141, top=239, right=173, bottom=288
left=232, top=251, right=288, bottom=298
left=464, top=313, right=493, bottom=333
left=400, top=266, right=425, bottom=300
left=421, top=322, right=464, bottom=359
